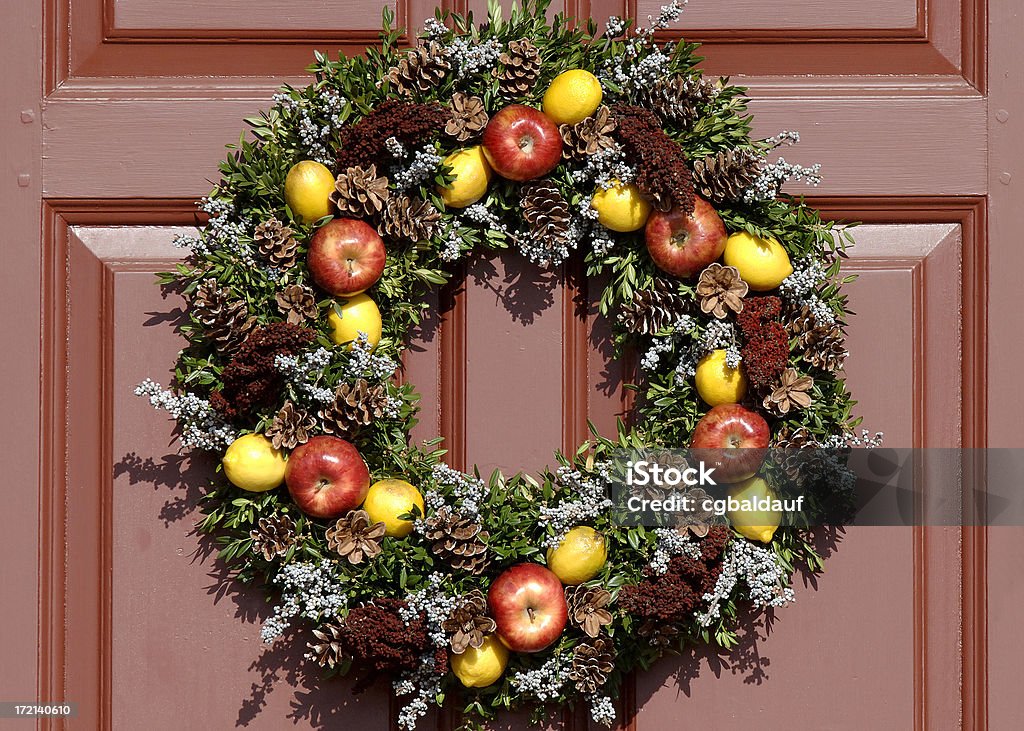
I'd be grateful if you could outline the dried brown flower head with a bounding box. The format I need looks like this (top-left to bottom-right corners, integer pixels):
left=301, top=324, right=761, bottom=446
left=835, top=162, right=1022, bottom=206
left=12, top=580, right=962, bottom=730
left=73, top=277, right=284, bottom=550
left=764, top=368, right=814, bottom=415
left=335, top=100, right=448, bottom=171
left=610, top=104, right=694, bottom=213
left=325, top=509, right=387, bottom=564
left=696, top=263, right=748, bottom=319
left=445, top=92, right=489, bottom=142
left=275, top=283, right=318, bottom=325
left=441, top=590, right=496, bottom=654
left=565, top=585, right=613, bottom=638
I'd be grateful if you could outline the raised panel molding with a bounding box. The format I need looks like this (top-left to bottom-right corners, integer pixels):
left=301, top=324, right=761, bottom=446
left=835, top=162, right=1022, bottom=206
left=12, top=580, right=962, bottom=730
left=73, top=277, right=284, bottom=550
left=40, top=197, right=986, bottom=730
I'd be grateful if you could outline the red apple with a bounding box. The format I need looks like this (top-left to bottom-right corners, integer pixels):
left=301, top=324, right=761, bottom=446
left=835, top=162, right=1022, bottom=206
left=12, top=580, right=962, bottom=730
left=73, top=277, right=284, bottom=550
left=690, top=403, right=770, bottom=483
left=645, top=195, right=728, bottom=279
left=481, top=105, right=562, bottom=182
left=487, top=563, right=568, bottom=653
left=307, top=218, right=386, bottom=297
left=285, top=436, right=371, bottom=519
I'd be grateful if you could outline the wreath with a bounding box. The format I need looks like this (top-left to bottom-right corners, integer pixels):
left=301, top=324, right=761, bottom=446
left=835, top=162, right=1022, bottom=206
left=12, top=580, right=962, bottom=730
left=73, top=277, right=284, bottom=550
left=136, top=1, right=875, bottom=727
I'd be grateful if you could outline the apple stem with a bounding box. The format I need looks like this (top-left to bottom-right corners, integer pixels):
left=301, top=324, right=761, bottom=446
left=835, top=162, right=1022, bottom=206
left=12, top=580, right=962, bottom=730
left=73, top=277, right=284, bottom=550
left=527, top=607, right=536, bottom=623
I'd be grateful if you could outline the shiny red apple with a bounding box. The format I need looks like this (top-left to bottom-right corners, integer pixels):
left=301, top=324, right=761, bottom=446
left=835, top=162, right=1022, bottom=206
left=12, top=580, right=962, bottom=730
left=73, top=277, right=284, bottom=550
left=645, top=195, right=728, bottom=279
left=481, top=105, right=562, bottom=182
left=487, top=563, right=568, bottom=653
left=285, top=436, right=371, bottom=519
left=690, top=403, right=770, bottom=483
left=307, top=218, right=386, bottom=297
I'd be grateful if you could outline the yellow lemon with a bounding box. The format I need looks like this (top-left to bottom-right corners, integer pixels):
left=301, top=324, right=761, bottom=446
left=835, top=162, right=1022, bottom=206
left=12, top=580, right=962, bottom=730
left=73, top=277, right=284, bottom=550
left=590, top=182, right=652, bottom=233
left=363, top=479, right=424, bottom=538
left=727, top=476, right=781, bottom=544
left=542, top=69, right=603, bottom=125
left=695, top=349, right=748, bottom=406
left=546, top=526, right=607, bottom=585
left=284, top=160, right=335, bottom=224
left=327, top=293, right=382, bottom=350
left=723, top=232, right=794, bottom=291
left=450, top=634, right=509, bottom=688
left=222, top=434, right=287, bottom=492
left=438, top=146, right=492, bottom=208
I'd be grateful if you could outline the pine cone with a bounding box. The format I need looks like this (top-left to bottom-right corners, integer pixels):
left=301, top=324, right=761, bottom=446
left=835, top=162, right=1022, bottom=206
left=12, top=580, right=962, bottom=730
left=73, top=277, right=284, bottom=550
left=565, top=586, right=613, bottom=638
left=441, top=589, right=496, bottom=654
left=254, top=217, right=298, bottom=269
left=560, top=105, right=617, bottom=160
left=783, top=304, right=818, bottom=338
left=568, top=636, right=616, bottom=693
left=308, top=620, right=345, bottom=669
left=695, top=263, right=748, bottom=319
left=638, top=75, right=717, bottom=128
left=385, top=41, right=451, bottom=96
left=619, top=278, right=691, bottom=335
left=379, top=195, right=441, bottom=243
left=265, top=401, right=315, bottom=450
left=331, top=165, right=390, bottom=218
left=445, top=92, right=489, bottom=142
left=325, top=509, right=386, bottom=564
left=798, top=323, right=847, bottom=374
left=772, top=425, right=819, bottom=449
left=692, top=148, right=764, bottom=203
left=249, top=514, right=297, bottom=561
left=521, top=179, right=571, bottom=243
left=676, top=487, right=715, bottom=537
left=190, top=278, right=257, bottom=354
left=764, top=368, right=814, bottom=416
left=495, top=38, right=540, bottom=98
left=422, top=506, right=490, bottom=575
left=275, top=284, right=318, bottom=325
left=637, top=618, right=681, bottom=648
left=318, top=379, right=389, bottom=438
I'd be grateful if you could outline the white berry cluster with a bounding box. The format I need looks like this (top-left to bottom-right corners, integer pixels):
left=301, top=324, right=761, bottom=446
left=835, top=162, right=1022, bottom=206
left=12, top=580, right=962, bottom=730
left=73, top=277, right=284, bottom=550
left=134, top=379, right=236, bottom=451
left=648, top=527, right=702, bottom=574
left=275, top=347, right=336, bottom=404
left=599, top=2, right=686, bottom=93
left=779, top=258, right=827, bottom=300
left=588, top=693, right=617, bottom=727
left=429, top=463, right=489, bottom=518
left=194, top=198, right=256, bottom=266
left=743, top=157, right=823, bottom=204
left=400, top=573, right=457, bottom=648
left=539, top=466, right=614, bottom=549
left=700, top=319, right=736, bottom=353
left=697, top=540, right=794, bottom=627
left=509, top=656, right=568, bottom=702
left=570, top=145, right=635, bottom=189
left=824, top=429, right=884, bottom=448
left=390, top=146, right=443, bottom=190
left=262, top=560, right=348, bottom=644
left=271, top=89, right=347, bottom=166
left=394, top=652, right=443, bottom=731
left=342, top=332, right=399, bottom=381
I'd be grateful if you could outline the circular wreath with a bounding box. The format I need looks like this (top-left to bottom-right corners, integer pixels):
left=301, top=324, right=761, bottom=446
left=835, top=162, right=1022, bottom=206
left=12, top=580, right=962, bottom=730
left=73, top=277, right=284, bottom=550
left=137, top=1, right=872, bottom=727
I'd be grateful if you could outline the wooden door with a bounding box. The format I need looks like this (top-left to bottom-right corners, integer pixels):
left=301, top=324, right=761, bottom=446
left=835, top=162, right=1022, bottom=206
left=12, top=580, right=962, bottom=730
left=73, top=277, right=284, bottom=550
left=3, top=0, right=1022, bottom=729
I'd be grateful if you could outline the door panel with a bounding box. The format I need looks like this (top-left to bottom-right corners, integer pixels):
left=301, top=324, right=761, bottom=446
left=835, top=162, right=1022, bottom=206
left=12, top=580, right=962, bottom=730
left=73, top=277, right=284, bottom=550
left=13, top=0, right=1010, bottom=728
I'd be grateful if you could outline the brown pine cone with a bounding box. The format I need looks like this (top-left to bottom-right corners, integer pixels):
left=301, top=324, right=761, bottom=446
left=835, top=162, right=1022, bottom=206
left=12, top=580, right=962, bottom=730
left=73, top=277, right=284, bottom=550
left=275, top=284, right=318, bottom=325
left=422, top=506, right=490, bottom=575
left=565, top=586, right=613, bottom=638
left=318, top=379, right=389, bottom=438
left=692, top=148, right=764, bottom=203
left=331, top=165, right=390, bottom=218
left=619, top=278, right=691, bottom=335
left=379, top=195, right=441, bottom=243
left=638, top=74, right=717, bottom=128
left=385, top=41, right=451, bottom=96
left=567, top=636, right=616, bottom=693
left=265, top=401, right=315, bottom=450
left=254, top=217, right=298, bottom=269
left=441, top=589, right=496, bottom=654
left=521, top=179, right=571, bottom=242
left=307, top=620, right=345, bottom=669
left=325, top=509, right=386, bottom=564
left=802, top=327, right=848, bottom=373
left=190, top=278, right=256, bottom=354
left=495, top=38, right=540, bottom=98
left=560, top=105, right=617, bottom=160
left=249, top=514, right=297, bottom=561
left=445, top=92, right=489, bottom=142
left=695, top=263, right=748, bottom=319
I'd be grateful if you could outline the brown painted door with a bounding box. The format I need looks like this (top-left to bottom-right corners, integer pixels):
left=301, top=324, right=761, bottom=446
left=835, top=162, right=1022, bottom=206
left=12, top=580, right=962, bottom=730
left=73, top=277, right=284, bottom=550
left=3, top=0, right=1022, bottom=729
